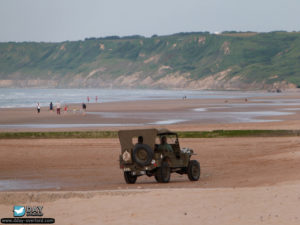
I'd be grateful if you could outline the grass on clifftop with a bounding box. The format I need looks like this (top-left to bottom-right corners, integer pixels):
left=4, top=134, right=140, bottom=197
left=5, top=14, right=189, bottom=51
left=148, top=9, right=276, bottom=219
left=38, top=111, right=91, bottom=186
left=0, top=130, right=300, bottom=139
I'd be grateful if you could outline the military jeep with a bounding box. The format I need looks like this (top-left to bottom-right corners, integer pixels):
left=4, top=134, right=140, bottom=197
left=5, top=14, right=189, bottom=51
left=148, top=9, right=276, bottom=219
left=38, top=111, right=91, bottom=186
left=118, top=128, right=200, bottom=184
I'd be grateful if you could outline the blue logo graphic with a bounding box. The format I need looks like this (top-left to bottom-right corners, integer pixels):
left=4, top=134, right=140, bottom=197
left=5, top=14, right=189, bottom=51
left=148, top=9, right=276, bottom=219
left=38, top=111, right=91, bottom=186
left=13, top=206, right=25, bottom=217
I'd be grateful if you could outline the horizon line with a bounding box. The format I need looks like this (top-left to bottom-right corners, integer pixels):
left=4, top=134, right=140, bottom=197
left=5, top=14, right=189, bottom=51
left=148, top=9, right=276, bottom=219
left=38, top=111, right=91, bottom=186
left=1, top=30, right=299, bottom=44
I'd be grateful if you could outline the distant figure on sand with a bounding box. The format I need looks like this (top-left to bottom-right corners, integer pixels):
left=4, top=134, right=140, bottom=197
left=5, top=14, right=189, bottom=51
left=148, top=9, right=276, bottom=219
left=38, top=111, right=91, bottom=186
left=87, top=96, right=90, bottom=103
left=82, top=103, right=87, bottom=111
left=82, top=103, right=87, bottom=115
left=50, top=102, right=53, bottom=111
left=95, top=96, right=98, bottom=103
left=56, top=102, right=61, bottom=115
left=182, top=96, right=187, bottom=100
left=64, top=104, right=68, bottom=114
left=37, top=102, right=41, bottom=114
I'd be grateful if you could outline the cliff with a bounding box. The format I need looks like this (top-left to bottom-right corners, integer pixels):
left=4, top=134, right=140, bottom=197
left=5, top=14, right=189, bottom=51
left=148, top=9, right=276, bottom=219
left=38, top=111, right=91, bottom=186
left=0, top=31, right=299, bottom=90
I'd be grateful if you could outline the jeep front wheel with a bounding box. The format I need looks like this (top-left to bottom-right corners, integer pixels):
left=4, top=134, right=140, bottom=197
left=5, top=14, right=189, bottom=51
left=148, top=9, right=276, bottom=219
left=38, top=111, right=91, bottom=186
left=187, top=160, right=200, bottom=181
left=124, top=171, right=137, bottom=184
left=155, top=161, right=170, bottom=183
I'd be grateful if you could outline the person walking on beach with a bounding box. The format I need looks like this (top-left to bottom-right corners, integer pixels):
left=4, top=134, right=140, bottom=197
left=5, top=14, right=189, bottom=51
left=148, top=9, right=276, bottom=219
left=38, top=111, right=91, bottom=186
left=50, top=102, right=53, bottom=111
left=56, top=102, right=61, bottom=115
left=36, top=102, right=41, bottom=114
left=95, top=96, right=98, bottom=103
left=82, top=103, right=87, bottom=111
left=64, top=104, right=68, bottom=114
left=87, top=96, right=90, bottom=103
left=82, top=103, right=87, bottom=115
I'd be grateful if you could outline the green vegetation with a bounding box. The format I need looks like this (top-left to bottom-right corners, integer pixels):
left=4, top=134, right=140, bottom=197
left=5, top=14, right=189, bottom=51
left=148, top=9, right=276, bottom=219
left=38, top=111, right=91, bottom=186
left=0, top=131, right=118, bottom=139
left=177, top=130, right=300, bottom=138
left=0, top=31, right=300, bottom=88
left=1, top=130, right=300, bottom=139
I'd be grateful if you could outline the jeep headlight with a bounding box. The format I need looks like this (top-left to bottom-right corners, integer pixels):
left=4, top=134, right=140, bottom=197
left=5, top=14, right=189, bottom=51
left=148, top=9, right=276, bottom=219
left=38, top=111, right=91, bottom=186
left=122, top=150, right=131, bottom=162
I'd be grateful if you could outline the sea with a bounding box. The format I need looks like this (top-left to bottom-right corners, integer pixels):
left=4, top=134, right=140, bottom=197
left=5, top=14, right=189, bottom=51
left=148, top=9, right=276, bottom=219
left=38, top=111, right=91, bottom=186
left=0, top=88, right=271, bottom=108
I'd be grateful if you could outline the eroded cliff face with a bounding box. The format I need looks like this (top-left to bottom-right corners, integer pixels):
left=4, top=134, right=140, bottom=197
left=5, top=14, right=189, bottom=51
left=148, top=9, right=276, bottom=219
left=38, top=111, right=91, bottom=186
left=0, top=79, right=58, bottom=88
left=0, top=69, right=295, bottom=90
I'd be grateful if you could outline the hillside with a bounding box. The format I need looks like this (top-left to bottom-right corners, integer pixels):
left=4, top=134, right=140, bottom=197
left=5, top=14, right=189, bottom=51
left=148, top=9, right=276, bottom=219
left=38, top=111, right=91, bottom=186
left=0, top=31, right=300, bottom=90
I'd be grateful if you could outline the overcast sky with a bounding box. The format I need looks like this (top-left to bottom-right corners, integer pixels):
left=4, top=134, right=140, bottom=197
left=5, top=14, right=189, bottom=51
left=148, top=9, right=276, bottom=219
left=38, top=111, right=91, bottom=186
left=0, top=0, right=299, bottom=42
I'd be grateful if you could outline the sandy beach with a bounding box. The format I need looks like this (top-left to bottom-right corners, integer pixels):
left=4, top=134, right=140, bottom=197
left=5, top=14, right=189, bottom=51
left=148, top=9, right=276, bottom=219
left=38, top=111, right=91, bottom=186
left=1, top=184, right=300, bottom=225
left=1, top=91, right=300, bottom=131
left=1, top=91, right=300, bottom=224
left=1, top=137, right=300, bottom=224
left=1, top=137, right=300, bottom=190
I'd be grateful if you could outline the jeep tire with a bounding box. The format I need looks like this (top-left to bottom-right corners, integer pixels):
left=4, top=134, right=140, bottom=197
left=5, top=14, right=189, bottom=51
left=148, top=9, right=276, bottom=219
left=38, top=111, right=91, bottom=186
left=187, top=160, right=200, bottom=181
left=155, top=161, right=170, bottom=183
left=132, top=144, right=153, bottom=167
left=124, top=171, right=137, bottom=184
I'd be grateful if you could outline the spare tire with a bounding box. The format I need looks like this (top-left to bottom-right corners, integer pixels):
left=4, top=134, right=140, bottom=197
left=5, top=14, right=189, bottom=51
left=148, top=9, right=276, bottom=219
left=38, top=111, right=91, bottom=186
left=132, top=144, right=153, bottom=167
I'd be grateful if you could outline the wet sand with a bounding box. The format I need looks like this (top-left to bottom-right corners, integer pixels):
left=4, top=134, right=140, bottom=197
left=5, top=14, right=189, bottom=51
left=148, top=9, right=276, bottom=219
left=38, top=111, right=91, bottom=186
left=1, top=92, right=300, bottom=131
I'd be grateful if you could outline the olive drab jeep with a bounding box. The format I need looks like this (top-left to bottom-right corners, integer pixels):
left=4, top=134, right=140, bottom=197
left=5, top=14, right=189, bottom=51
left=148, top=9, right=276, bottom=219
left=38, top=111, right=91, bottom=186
left=118, top=128, right=200, bottom=184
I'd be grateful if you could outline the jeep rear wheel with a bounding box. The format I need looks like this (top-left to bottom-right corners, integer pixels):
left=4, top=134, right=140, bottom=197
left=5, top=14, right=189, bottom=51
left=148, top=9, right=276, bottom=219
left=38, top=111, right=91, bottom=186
left=124, top=171, right=137, bottom=184
left=187, top=160, right=200, bottom=181
left=155, top=161, right=170, bottom=183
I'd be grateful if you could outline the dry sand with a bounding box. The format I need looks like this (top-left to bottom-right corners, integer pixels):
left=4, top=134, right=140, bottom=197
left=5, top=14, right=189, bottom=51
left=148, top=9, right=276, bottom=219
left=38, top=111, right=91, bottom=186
left=1, top=138, right=300, bottom=190
left=1, top=185, right=300, bottom=225
left=1, top=137, right=300, bottom=224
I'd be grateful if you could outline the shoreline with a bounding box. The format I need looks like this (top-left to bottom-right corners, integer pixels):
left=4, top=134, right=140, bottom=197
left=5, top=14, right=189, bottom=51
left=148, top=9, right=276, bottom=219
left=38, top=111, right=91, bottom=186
left=0, top=92, right=300, bottom=131
left=0, top=88, right=276, bottom=109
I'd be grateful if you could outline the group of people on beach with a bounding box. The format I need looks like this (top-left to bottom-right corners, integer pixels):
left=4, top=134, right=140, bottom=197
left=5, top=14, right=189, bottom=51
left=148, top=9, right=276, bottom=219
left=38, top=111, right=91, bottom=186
left=50, top=102, right=63, bottom=115
left=37, top=101, right=66, bottom=115
left=36, top=96, right=98, bottom=115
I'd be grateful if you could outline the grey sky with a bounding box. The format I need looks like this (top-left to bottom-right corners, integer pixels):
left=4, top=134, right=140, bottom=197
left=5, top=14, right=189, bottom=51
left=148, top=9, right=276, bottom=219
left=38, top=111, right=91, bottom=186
left=0, top=0, right=299, bottom=42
